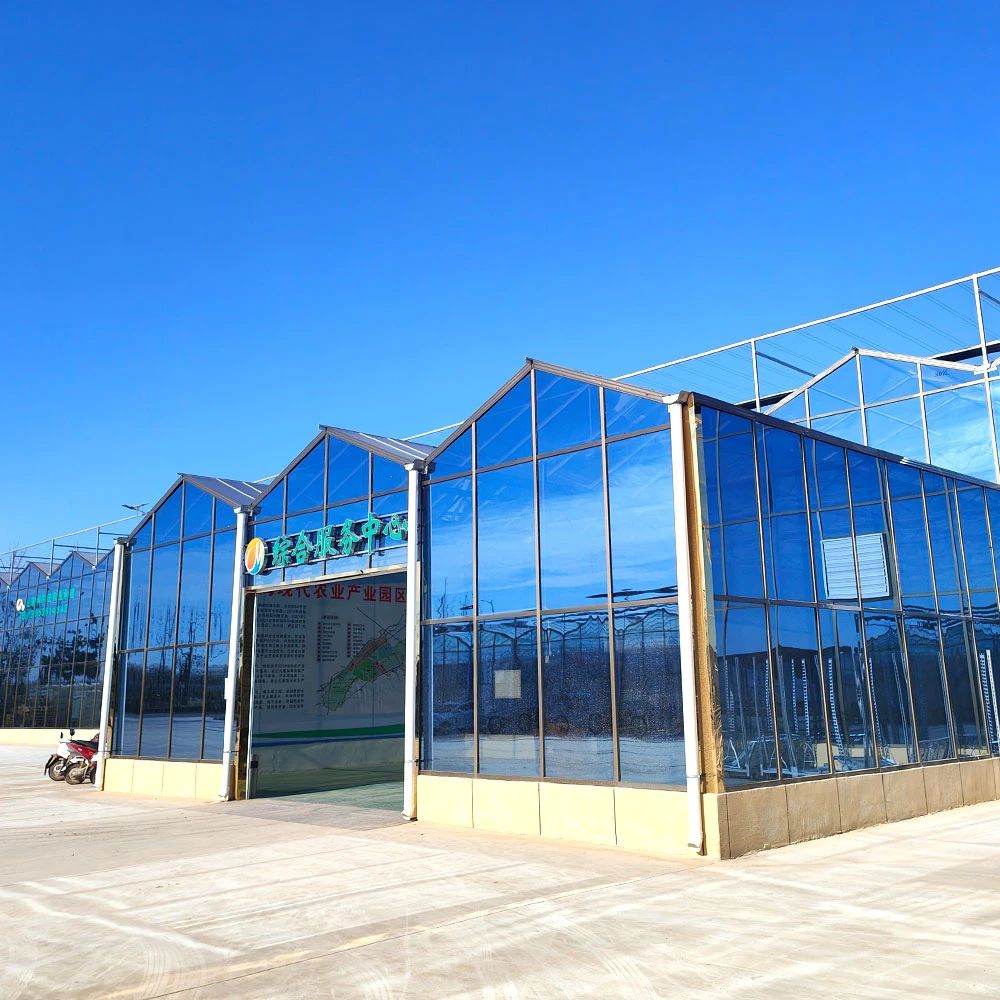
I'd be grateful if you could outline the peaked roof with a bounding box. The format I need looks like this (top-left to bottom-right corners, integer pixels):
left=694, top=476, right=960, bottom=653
left=320, top=426, right=433, bottom=466
left=181, top=474, right=267, bottom=506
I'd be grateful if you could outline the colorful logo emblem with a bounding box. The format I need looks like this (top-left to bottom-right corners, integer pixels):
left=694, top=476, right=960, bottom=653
left=244, top=537, right=267, bottom=576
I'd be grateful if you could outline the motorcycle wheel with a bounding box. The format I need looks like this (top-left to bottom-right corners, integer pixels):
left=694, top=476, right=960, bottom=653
left=65, top=762, right=89, bottom=785
left=47, top=757, right=68, bottom=782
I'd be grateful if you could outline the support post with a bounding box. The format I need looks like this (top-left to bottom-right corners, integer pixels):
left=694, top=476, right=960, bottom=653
left=402, top=462, right=422, bottom=819
left=666, top=394, right=704, bottom=854
left=219, top=505, right=251, bottom=801
left=95, top=537, right=128, bottom=790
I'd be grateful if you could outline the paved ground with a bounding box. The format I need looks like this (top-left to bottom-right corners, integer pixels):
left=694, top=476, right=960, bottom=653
left=2, top=745, right=999, bottom=1000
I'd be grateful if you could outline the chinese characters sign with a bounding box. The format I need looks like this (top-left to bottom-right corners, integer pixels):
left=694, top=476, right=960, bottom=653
left=16, top=588, right=77, bottom=621
left=245, top=511, right=408, bottom=577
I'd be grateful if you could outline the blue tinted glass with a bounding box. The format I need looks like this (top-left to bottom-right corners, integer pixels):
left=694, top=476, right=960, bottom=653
left=476, top=376, right=532, bottom=468
left=941, top=617, right=989, bottom=757
left=147, top=543, right=180, bottom=648
left=538, top=448, right=606, bottom=609
left=535, top=371, right=601, bottom=455
left=421, top=622, right=474, bottom=772
left=541, top=611, right=613, bottom=780
left=716, top=602, right=775, bottom=786
left=604, top=389, right=668, bottom=438
left=808, top=441, right=848, bottom=509
left=286, top=441, right=326, bottom=513
left=861, top=356, right=918, bottom=404
left=957, top=488, right=997, bottom=608
left=770, top=605, right=830, bottom=777
left=987, top=490, right=1000, bottom=602
left=327, top=440, right=370, bottom=504
left=768, top=514, right=814, bottom=602
left=718, top=410, right=750, bottom=436
left=608, top=430, right=675, bottom=602
left=153, top=487, right=182, bottom=545
left=811, top=409, right=863, bottom=445
left=808, top=361, right=859, bottom=416
left=430, top=428, right=471, bottom=478
left=820, top=609, right=876, bottom=771
left=427, top=478, right=473, bottom=619
left=255, top=481, right=284, bottom=521
left=972, top=621, right=1000, bottom=755
left=615, top=603, right=684, bottom=785
left=202, top=643, right=229, bottom=760
left=902, top=617, right=954, bottom=761
left=763, top=427, right=805, bottom=514
left=123, top=548, right=150, bottom=649
left=214, top=499, right=236, bottom=531
left=477, top=617, right=539, bottom=776
left=131, top=517, right=152, bottom=549
left=169, top=646, right=206, bottom=760
left=926, top=492, right=961, bottom=596
left=886, top=461, right=923, bottom=500
left=890, top=497, right=935, bottom=605
left=720, top=520, right=764, bottom=599
left=922, top=472, right=947, bottom=495
left=477, top=463, right=536, bottom=614
left=139, top=647, right=173, bottom=758
left=182, top=484, right=213, bottom=538
left=852, top=501, right=885, bottom=537
left=925, top=385, right=994, bottom=481
left=115, top=652, right=143, bottom=755
left=700, top=406, right=719, bottom=441
left=921, top=363, right=978, bottom=390
left=847, top=451, right=882, bottom=505
left=864, top=397, right=926, bottom=462
left=372, top=456, right=407, bottom=495
left=701, top=438, right=720, bottom=525
left=177, top=536, right=211, bottom=646
left=863, top=614, right=916, bottom=766
left=715, top=431, right=758, bottom=523
left=209, top=530, right=235, bottom=642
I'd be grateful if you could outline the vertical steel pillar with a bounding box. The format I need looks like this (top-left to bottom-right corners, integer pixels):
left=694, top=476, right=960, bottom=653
left=95, top=537, right=127, bottom=790
left=219, top=506, right=250, bottom=800
left=402, top=462, right=423, bottom=819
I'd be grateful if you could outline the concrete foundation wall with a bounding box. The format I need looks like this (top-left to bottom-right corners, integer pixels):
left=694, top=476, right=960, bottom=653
left=103, top=757, right=222, bottom=800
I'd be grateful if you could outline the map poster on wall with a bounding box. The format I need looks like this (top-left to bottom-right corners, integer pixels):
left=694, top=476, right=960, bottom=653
left=250, top=574, right=407, bottom=752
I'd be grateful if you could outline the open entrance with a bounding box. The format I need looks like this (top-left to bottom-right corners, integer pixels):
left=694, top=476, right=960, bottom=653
left=247, top=571, right=407, bottom=808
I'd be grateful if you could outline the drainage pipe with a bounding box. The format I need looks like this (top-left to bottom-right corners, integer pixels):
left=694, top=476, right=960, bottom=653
left=219, top=505, right=250, bottom=800
left=95, top=537, right=127, bottom=790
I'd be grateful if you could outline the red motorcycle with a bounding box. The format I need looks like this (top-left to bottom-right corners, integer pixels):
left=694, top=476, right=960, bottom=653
left=45, top=730, right=99, bottom=785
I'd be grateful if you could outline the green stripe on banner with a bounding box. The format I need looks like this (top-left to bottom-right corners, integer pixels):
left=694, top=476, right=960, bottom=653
left=255, top=723, right=405, bottom=740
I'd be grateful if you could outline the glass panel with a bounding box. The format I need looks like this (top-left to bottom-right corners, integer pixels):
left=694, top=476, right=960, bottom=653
left=807, top=360, right=859, bottom=417
left=607, top=430, right=675, bottom=602
left=541, top=611, right=613, bottom=781
left=209, top=531, right=235, bottom=642
left=430, top=428, right=471, bottom=478
left=177, top=536, right=211, bottom=646
left=372, top=456, right=407, bottom=495
left=925, top=491, right=961, bottom=605
left=115, top=652, right=144, bottom=756
left=861, top=356, right=918, bottom=404
left=921, top=363, right=979, bottom=391
left=886, top=461, right=922, bottom=500
left=123, top=548, right=150, bottom=650
left=202, top=643, right=228, bottom=760
left=169, top=646, right=205, bottom=760
left=770, top=605, right=829, bottom=777
left=767, top=514, right=813, bottom=602
left=538, top=448, right=607, bottom=609
left=957, top=488, right=998, bottom=615
left=426, top=478, right=473, bottom=620
left=476, top=463, right=536, bottom=614
left=808, top=441, right=848, bottom=510
left=864, top=397, right=926, bottom=461
left=477, top=617, right=539, bottom=776
left=147, top=544, right=180, bottom=649
left=810, top=409, right=863, bottom=445
left=214, top=499, right=236, bottom=531
left=131, top=518, right=152, bottom=549
left=327, top=440, right=370, bottom=504
left=941, top=617, right=989, bottom=757
left=604, top=389, right=668, bottom=438
left=863, top=614, right=916, bottom=766
left=323, top=500, right=369, bottom=577
left=821, top=609, right=876, bottom=771
left=255, top=481, right=285, bottom=521
left=716, top=602, right=776, bottom=786
left=371, top=491, right=409, bottom=569
left=286, top=441, right=326, bottom=513
left=717, top=427, right=758, bottom=523
left=987, top=491, right=1000, bottom=605
left=476, top=376, right=532, bottom=469
left=902, top=617, right=954, bottom=761
left=762, top=427, right=806, bottom=514
left=925, top=385, right=994, bottom=482
left=138, top=647, right=173, bottom=758
left=720, top=521, right=764, bottom=599
left=890, top=496, right=935, bottom=611
left=769, top=392, right=805, bottom=423
left=847, top=451, right=881, bottom=505
left=421, top=622, right=474, bottom=772
left=971, top=621, right=1000, bottom=755
left=182, top=484, right=214, bottom=537
left=153, top=487, right=182, bottom=545
left=615, top=604, right=684, bottom=785
left=534, top=371, right=601, bottom=455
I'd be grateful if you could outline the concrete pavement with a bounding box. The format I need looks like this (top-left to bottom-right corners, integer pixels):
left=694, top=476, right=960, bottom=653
left=1, top=744, right=999, bottom=999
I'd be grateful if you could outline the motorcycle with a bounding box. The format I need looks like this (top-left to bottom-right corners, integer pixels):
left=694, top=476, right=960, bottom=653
left=45, top=729, right=99, bottom=785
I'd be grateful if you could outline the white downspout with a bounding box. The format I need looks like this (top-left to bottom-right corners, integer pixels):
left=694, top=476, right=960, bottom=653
left=219, top=505, right=251, bottom=801
left=666, top=394, right=704, bottom=854
left=402, top=462, right=422, bottom=819
left=95, top=537, right=127, bottom=790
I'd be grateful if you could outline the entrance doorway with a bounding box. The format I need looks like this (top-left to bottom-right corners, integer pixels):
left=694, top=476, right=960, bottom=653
left=247, top=571, right=407, bottom=808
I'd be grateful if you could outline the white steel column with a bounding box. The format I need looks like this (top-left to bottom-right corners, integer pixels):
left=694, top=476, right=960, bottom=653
left=219, top=505, right=251, bottom=801
left=402, top=462, right=422, bottom=819
left=665, top=394, right=704, bottom=854
left=95, top=537, right=127, bottom=790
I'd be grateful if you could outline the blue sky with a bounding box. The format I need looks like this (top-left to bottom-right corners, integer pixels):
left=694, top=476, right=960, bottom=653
left=2, top=2, right=999, bottom=552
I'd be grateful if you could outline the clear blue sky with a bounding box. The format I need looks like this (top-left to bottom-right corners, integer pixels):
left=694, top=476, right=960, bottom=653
left=3, top=2, right=999, bottom=552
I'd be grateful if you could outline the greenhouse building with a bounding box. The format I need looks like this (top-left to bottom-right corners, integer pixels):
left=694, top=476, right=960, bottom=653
left=5, top=267, right=1000, bottom=858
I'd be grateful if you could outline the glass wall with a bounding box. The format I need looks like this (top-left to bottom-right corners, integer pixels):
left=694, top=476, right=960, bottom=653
left=0, top=552, right=112, bottom=730
left=702, top=402, right=1000, bottom=789
left=420, top=370, right=681, bottom=785
left=114, top=482, right=234, bottom=760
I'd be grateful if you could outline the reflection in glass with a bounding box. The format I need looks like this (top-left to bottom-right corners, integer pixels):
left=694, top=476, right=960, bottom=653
left=138, top=647, right=173, bottom=758
left=535, top=371, right=601, bottom=455
left=147, top=544, right=180, bottom=648
left=925, top=385, right=994, bottom=481
left=209, top=531, right=235, bottom=642
left=286, top=441, right=326, bottom=513
left=538, top=448, right=607, bottom=609
left=615, top=604, right=683, bottom=784
left=202, top=643, right=229, bottom=760
left=808, top=441, right=848, bottom=509
left=177, top=536, right=211, bottom=646
left=767, top=514, right=813, bottom=602
left=607, top=431, right=675, bottom=602
left=763, top=427, right=806, bottom=513
left=255, top=481, right=285, bottom=521
left=941, top=617, right=989, bottom=757
left=154, top=487, right=182, bottom=545
left=183, top=485, right=214, bottom=537
left=861, top=356, right=918, bottom=404
left=971, top=621, right=1000, bottom=755
left=720, top=521, right=764, bottom=599
left=327, top=440, right=370, bottom=505
left=821, top=609, right=876, bottom=771
left=604, top=390, right=668, bottom=438
left=864, top=397, right=926, bottom=462
left=124, top=548, right=150, bottom=650
left=132, top=518, right=152, bottom=549
left=476, top=464, right=536, bottom=614
left=115, top=652, right=144, bottom=755
left=957, top=488, right=998, bottom=615
left=430, top=428, right=471, bottom=478
left=477, top=617, right=538, bottom=776
left=902, top=617, right=954, bottom=761
left=421, top=622, right=474, bottom=772
left=373, top=456, right=407, bottom=495
left=426, top=478, right=473, bottom=620
left=169, top=646, right=205, bottom=759
left=886, top=462, right=922, bottom=500
left=541, top=611, right=613, bottom=781
left=476, top=376, right=532, bottom=469
left=214, top=499, right=236, bottom=531
left=863, top=614, right=916, bottom=766
left=889, top=497, right=935, bottom=611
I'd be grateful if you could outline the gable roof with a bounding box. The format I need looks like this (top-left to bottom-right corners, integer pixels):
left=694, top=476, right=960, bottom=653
left=320, top=426, right=433, bottom=466
left=181, top=474, right=267, bottom=506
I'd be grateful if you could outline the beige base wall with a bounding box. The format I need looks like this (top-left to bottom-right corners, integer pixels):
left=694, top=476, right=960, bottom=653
left=0, top=728, right=72, bottom=746
left=718, top=758, right=1000, bottom=859
left=416, top=774, right=693, bottom=856
left=102, top=758, right=222, bottom=801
